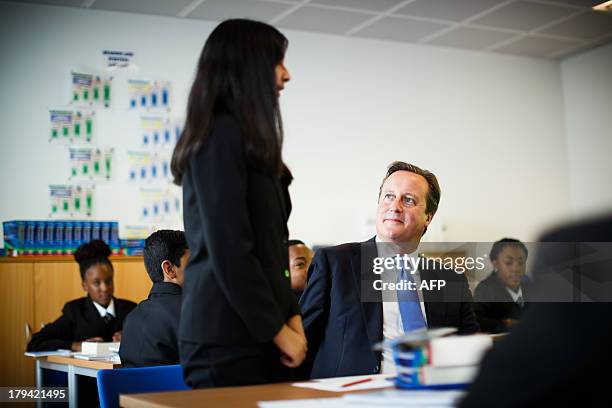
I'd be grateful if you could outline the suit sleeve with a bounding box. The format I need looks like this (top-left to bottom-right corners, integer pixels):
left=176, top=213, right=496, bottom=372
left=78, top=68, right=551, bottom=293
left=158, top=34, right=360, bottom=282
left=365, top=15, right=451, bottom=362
left=457, top=275, right=480, bottom=334
left=298, top=249, right=332, bottom=378
left=189, top=119, right=285, bottom=343
left=27, top=304, right=75, bottom=351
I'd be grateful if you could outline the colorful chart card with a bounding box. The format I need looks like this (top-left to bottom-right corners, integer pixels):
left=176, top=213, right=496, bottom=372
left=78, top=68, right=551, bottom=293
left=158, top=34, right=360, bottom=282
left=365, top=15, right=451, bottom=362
left=71, top=72, right=112, bottom=108
left=49, top=109, right=95, bottom=143
left=128, top=79, right=172, bottom=110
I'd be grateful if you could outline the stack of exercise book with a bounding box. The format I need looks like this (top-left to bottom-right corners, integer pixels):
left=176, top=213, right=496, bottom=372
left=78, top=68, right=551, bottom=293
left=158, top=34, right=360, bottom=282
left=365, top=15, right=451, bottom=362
left=393, top=333, right=492, bottom=389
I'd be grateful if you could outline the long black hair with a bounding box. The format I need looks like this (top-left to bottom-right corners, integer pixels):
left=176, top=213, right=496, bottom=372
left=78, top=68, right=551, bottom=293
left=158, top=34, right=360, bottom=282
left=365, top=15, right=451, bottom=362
left=171, top=19, right=288, bottom=185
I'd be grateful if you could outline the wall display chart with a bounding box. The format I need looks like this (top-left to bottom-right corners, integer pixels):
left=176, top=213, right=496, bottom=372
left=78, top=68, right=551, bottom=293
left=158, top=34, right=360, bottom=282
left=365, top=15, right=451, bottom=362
left=40, top=50, right=184, bottom=240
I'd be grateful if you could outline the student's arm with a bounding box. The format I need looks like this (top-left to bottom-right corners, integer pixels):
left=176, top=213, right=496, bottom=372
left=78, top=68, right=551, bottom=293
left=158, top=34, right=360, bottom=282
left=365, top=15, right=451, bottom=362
left=27, top=305, right=75, bottom=352
left=472, top=301, right=507, bottom=333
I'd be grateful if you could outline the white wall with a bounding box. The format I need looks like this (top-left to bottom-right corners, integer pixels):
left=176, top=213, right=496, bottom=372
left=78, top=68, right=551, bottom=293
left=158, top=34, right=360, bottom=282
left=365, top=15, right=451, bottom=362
left=0, top=1, right=577, bottom=247
left=561, top=43, right=612, bottom=221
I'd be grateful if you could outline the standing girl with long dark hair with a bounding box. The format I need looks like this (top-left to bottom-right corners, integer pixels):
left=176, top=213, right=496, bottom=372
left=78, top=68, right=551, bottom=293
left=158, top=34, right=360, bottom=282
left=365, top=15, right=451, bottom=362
left=171, top=19, right=306, bottom=388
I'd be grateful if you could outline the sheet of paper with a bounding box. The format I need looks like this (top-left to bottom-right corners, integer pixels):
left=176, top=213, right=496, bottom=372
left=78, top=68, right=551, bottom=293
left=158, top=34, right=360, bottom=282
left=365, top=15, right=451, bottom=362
left=343, top=389, right=466, bottom=406
left=24, top=350, right=73, bottom=357
left=292, top=374, right=394, bottom=392
left=259, top=398, right=348, bottom=408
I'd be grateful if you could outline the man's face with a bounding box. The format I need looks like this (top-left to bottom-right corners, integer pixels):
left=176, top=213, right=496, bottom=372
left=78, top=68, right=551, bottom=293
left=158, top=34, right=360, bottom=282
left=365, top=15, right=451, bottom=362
left=289, top=244, right=311, bottom=291
left=376, top=170, right=433, bottom=245
left=493, top=245, right=526, bottom=291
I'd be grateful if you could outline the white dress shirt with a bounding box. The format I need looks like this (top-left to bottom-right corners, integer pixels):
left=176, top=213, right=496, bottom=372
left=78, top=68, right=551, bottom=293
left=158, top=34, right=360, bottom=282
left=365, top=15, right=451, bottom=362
left=92, top=298, right=115, bottom=318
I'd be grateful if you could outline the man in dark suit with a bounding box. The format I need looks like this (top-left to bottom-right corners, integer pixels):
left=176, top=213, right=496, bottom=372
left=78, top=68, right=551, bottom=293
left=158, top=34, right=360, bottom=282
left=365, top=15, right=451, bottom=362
left=460, top=214, right=612, bottom=407
left=299, top=161, right=479, bottom=379
left=120, top=230, right=189, bottom=367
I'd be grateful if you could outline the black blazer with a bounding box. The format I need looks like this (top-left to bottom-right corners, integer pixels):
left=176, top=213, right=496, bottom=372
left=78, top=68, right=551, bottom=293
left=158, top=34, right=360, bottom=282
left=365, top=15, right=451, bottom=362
left=460, top=214, right=612, bottom=408
left=27, top=297, right=136, bottom=351
left=299, top=239, right=479, bottom=379
left=473, top=272, right=531, bottom=333
left=179, top=114, right=299, bottom=347
left=119, top=282, right=182, bottom=367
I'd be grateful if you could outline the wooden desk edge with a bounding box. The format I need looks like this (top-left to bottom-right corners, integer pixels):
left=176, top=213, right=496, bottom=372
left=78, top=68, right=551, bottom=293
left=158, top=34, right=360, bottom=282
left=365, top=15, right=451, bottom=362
left=46, top=355, right=121, bottom=369
left=119, top=382, right=392, bottom=408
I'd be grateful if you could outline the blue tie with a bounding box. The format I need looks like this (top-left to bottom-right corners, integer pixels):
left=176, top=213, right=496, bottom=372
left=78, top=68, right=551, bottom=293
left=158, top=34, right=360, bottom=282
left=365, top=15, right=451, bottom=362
left=398, top=267, right=427, bottom=332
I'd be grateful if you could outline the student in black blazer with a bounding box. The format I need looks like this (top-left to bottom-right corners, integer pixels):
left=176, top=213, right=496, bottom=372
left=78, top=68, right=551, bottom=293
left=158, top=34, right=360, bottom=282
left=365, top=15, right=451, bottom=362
left=170, top=19, right=306, bottom=388
left=120, top=230, right=189, bottom=367
left=460, top=214, right=612, bottom=407
left=473, top=238, right=532, bottom=333
left=27, top=240, right=136, bottom=352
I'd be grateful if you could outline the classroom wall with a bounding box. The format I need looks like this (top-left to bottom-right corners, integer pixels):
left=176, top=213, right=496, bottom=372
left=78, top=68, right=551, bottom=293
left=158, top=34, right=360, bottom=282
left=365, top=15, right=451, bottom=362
left=561, top=42, right=612, bottom=221
left=0, top=1, right=580, bottom=247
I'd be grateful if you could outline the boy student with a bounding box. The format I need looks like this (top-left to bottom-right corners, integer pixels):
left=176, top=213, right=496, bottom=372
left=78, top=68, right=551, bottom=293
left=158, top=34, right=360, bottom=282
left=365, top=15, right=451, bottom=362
left=119, top=230, right=189, bottom=367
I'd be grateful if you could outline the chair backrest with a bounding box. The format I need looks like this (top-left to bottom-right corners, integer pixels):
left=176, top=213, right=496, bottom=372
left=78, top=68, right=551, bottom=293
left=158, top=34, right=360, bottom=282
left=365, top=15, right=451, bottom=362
left=97, top=365, right=190, bottom=408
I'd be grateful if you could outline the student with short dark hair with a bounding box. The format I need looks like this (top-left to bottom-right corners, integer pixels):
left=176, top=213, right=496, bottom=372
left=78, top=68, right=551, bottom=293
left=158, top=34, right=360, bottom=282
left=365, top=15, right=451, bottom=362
left=287, top=239, right=313, bottom=302
left=119, top=230, right=189, bottom=367
left=27, top=240, right=136, bottom=352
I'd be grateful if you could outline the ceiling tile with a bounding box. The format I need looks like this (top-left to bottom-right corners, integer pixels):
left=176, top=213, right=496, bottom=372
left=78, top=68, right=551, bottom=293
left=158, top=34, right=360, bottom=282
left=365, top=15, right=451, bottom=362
left=276, top=6, right=373, bottom=34
left=187, top=0, right=293, bottom=22
left=495, top=35, right=580, bottom=56
left=539, top=10, right=612, bottom=39
left=90, top=0, right=194, bottom=16
left=472, top=0, right=578, bottom=31
left=353, top=16, right=450, bottom=42
left=309, top=0, right=405, bottom=12
left=428, top=26, right=517, bottom=49
left=394, top=0, right=507, bottom=22
left=13, top=0, right=84, bottom=6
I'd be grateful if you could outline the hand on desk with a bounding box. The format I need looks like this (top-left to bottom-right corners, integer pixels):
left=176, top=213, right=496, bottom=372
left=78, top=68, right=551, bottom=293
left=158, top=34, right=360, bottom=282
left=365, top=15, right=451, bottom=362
left=71, top=336, right=104, bottom=351
left=274, top=318, right=307, bottom=368
left=112, top=331, right=122, bottom=342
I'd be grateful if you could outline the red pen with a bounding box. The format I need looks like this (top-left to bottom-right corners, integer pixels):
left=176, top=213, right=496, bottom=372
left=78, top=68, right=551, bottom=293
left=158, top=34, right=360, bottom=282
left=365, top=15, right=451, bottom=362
left=341, top=378, right=373, bottom=388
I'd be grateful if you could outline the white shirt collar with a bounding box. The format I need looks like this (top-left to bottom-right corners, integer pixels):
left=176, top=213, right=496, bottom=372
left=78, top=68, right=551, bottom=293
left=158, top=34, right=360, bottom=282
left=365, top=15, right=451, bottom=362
left=506, top=286, right=523, bottom=302
left=92, top=298, right=115, bottom=318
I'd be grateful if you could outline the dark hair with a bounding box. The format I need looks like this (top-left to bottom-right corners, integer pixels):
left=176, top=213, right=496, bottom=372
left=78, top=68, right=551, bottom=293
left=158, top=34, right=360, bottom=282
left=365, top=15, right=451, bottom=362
left=378, top=161, right=441, bottom=216
left=73, top=240, right=112, bottom=280
left=489, top=238, right=528, bottom=261
left=287, top=239, right=305, bottom=248
left=144, top=230, right=188, bottom=283
left=171, top=19, right=288, bottom=185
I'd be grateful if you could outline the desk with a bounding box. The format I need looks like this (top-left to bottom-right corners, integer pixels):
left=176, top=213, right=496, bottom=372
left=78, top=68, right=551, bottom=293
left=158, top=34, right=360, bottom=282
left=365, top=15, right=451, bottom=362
left=35, top=355, right=120, bottom=408
left=120, top=381, right=390, bottom=408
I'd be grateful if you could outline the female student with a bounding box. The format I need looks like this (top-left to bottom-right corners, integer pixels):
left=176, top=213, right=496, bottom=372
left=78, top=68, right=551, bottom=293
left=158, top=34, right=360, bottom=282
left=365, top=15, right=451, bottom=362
left=171, top=19, right=306, bottom=388
left=27, top=240, right=136, bottom=351
left=473, top=238, right=532, bottom=333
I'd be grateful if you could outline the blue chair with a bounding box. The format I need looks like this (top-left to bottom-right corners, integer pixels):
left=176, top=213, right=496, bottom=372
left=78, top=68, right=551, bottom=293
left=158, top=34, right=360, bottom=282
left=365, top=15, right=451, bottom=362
left=97, top=365, right=190, bottom=408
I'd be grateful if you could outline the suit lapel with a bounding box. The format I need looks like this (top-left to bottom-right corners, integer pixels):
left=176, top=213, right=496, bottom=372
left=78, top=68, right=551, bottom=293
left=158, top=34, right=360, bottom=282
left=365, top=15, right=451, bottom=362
left=351, top=239, right=383, bottom=349
left=84, top=297, right=105, bottom=329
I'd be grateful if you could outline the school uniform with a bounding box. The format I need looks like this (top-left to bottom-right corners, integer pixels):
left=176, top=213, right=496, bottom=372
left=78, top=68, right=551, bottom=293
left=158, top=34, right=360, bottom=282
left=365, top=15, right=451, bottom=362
left=27, top=296, right=136, bottom=351
left=119, top=282, right=182, bottom=367
left=179, top=114, right=299, bottom=388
